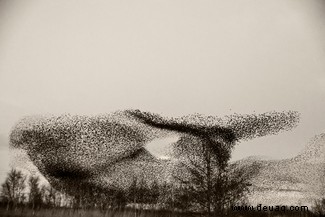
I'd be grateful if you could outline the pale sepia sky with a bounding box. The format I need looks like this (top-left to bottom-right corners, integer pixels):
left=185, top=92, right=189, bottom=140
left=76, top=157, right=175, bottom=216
left=0, top=0, right=325, bottom=183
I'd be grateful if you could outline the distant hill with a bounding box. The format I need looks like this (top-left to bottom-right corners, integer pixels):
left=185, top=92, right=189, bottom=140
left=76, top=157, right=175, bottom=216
left=236, top=134, right=325, bottom=208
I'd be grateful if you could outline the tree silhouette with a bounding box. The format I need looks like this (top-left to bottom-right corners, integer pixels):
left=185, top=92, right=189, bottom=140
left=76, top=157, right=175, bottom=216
left=148, top=179, right=160, bottom=205
left=1, top=168, right=27, bottom=210
left=171, top=135, right=258, bottom=216
left=28, top=176, right=43, bottom=209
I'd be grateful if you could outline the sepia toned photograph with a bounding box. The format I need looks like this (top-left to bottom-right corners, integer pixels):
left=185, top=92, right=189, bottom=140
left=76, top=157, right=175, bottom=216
left=0, top=1, right=325, bottom=217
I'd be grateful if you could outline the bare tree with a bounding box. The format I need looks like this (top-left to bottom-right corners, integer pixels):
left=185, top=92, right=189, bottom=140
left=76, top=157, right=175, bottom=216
left=41, top=185, right=74, bottom=208
left=211, top=161, right=260, bottom=215
left=172, top=135, right=257, bottom=217
left=313, top=198, right=325, bottom=217
left=28, top=176, right=43, bottom=209
left=1, top=168, right=27, bottom=210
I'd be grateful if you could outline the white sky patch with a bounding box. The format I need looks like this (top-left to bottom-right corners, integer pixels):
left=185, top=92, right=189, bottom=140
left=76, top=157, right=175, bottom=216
left=145, top=135, right=180, bottom=159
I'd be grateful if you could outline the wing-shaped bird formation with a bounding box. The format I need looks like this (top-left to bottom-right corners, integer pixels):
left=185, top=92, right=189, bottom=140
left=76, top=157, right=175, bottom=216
left=9, top=110, right=300, bottom=195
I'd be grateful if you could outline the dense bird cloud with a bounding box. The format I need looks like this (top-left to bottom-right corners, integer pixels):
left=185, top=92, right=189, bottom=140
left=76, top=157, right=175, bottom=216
left=9, top=110, right=299, bottom=195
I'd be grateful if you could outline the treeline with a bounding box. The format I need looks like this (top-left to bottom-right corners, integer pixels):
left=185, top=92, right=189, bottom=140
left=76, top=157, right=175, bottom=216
left=0, top=168, right=216, bottom=212
left=0, top=167, right=249, bottom=214
left=0, top=169, right=72, bottom=210
left=0, top=169, right=322, bottom=217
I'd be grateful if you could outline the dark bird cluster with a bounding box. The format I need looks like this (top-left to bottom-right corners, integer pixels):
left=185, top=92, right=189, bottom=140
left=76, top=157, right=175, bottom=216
left=9, top=109, right=300, bottom=198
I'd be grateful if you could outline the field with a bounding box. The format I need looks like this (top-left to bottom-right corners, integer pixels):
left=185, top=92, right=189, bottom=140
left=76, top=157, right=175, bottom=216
left=0, top=207, right=318, bottom=217
left=0, top=207, right=199, bottom=217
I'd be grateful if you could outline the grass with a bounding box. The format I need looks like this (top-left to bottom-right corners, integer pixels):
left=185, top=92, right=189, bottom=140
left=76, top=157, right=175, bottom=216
left=0, top=207, right=198, bottom=217
left=0, top=207, right=317, bottom=217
